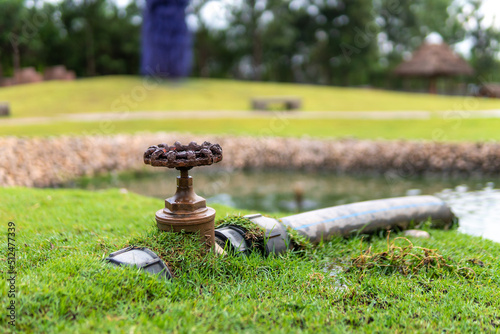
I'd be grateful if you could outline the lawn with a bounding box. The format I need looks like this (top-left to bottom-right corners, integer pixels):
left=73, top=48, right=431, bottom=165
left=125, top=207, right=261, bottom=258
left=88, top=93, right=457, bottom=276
left=1, top=187, right=499, bottom=332
left=2, top=116, right=500, bottom=142
left=0, top=76, right=499, bottom=118
left=1, top=76, right=499, bottom=140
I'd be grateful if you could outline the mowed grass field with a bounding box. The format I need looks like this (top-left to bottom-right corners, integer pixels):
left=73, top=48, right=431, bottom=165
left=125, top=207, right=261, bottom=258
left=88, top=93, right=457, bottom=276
left=0, top=76, right=499, bottom=117
left=2, top=117, right=500, bottom=141
left=1, top=187, right=499, bottom=332
left=0, top=76, right=499, bottom=140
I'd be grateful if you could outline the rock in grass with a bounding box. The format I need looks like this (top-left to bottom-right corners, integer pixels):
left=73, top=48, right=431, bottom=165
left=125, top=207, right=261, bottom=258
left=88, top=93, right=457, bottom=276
left=403, top=229, right=430, bottom=238
left=0, top=103, right=9, bottom=116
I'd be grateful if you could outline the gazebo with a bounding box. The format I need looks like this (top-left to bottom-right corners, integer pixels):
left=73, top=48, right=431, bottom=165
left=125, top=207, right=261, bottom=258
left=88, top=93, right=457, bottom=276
left=394, top=42, right=474, bottom=94
left=478, top=83, right=500, bottom=98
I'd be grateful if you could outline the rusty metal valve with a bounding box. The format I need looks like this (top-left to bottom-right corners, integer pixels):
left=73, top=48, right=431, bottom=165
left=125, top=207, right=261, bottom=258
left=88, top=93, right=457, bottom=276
left=144, top=141, right=223, bottom=246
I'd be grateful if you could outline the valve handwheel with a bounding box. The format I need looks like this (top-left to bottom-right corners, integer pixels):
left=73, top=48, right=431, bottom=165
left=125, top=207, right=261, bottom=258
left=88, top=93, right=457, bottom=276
left=144, top=141, right=223, bottom=246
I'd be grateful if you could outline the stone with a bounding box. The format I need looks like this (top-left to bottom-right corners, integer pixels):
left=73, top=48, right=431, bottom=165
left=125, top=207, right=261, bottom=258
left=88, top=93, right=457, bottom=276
left=14, top=67, right=43, bottom=84
left=0, top=103, right=10, bottom=116
left=43, top=65, right=76, bottom=81
left=403, top=229, right=430, bottom=238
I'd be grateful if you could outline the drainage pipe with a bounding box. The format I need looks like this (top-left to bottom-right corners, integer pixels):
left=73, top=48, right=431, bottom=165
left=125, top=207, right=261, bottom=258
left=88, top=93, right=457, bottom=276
left=217, top=195, right=455, bottom=255
left=279, top=195, right=454, bottom=244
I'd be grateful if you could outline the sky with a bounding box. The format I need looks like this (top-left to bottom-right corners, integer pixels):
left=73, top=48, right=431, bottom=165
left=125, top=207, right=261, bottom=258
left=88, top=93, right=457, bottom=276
left=479, top=0, right=500, bottom=28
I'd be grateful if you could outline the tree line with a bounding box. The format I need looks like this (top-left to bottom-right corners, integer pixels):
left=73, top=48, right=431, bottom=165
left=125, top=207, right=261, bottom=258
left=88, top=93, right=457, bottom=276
left=0, top=0, right=499, bottom=86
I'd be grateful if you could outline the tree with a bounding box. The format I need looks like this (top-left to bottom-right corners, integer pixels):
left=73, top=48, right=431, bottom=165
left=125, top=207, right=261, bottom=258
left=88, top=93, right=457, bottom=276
left=374, top=0, right=466, bottom=68
left=464, top=0, right=500, bottom=83
left=224, top=0, right=289, bottom=80
left=58, top=0, right=141, bottom=76
left=283, top=0, right=378, bottom=85
left=187, top=0, right=236, bottom=78
left=210, top=0, right=378, bottom=85
left=0, top=0, right=28, bottom=79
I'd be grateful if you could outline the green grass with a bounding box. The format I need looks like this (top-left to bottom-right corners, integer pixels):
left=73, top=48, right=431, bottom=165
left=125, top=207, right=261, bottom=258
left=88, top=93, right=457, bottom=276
left=1, top=76, right=499, bottom=140
left=2, top=117, right=500, bottom=141
left=1, top=187, right=499, bottom=332
left=0, top=76, right=499, bottom=118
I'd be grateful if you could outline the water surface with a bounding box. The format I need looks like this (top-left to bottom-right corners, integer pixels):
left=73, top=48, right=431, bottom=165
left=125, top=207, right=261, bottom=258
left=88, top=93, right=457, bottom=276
left=65, top=169, right=500, bottom=243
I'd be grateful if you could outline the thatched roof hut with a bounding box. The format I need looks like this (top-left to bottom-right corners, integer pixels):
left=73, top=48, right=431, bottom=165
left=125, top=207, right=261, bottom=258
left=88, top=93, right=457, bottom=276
left=394, top=43, right=473, bottom=94
left=478, top=83, right=500, bottom=98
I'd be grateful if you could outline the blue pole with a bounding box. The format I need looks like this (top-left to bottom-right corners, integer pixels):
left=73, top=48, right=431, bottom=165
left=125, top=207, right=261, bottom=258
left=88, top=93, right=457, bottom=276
left=141, top=0, right=192, bottom=78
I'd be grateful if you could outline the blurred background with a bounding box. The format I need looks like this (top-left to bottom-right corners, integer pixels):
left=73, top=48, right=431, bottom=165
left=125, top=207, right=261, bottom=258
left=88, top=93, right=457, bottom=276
left=1, top=0, right=500, bottom=241
left=0, top=0, right=499, bottom=92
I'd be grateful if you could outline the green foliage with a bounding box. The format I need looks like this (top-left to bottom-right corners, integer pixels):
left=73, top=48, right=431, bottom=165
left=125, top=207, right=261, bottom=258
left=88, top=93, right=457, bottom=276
left=1, top=187, right=500, bottom=332
left=1, top=0, right=499, bottom=86
left=190, top=0, right=499, bottom=86
left=191, top=0, right=378, bottom=85
left=374, top=0, right=466, bottom=66
left=0, top=0, right=141, bottom=78
left=464, top=0, right=500, bottom=83
left=57, top=0, right=141, bottom=76
left=0, top=0, right=26, bottom=76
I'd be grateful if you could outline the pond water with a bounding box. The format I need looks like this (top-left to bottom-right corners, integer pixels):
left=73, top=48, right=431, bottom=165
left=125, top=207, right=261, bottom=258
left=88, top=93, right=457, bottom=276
left=65, top=169, right=500, bottom=243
